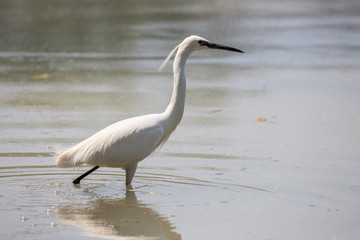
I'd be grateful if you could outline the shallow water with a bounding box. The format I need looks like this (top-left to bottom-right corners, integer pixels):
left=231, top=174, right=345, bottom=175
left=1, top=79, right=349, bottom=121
left=1, top=0, right=360, bottom=239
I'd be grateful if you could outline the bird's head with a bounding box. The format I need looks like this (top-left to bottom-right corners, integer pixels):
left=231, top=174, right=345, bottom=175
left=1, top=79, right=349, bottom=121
left=158, top=35, right=243, bottom=72
left=183, top=35, right=244, bottom=53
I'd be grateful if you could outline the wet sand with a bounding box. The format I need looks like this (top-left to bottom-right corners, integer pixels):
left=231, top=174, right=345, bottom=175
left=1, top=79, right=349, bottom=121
left=1, top=0, right=360, bottom=239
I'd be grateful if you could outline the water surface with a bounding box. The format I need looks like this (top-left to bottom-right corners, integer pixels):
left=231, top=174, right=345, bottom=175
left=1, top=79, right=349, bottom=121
left=1, top=0, right=360, bottom=239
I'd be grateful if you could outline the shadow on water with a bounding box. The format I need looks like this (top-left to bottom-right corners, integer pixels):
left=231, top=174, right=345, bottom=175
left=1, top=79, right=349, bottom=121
left=57, top=189, right=181, bottom=240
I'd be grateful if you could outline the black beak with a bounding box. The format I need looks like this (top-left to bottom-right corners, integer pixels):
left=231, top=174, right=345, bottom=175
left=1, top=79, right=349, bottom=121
left=207, top=42, right=244, bottom=53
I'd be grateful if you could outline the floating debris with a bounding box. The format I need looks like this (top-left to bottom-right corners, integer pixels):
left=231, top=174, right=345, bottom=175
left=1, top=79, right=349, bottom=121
left=31, top=73, right=49, bottom=80
left=256, top=117, right=267, bottom=122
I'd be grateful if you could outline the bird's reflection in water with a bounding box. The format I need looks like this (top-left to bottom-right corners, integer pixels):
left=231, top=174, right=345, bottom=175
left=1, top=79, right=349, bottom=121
left=57, top=189, right=181, bottom=240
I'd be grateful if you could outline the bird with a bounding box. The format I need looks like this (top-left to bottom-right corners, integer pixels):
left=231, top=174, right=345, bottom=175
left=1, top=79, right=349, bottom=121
left=56, top=35, right=243, bottom=187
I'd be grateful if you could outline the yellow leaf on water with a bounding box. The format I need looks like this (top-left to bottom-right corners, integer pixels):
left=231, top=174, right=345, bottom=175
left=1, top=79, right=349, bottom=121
left=31, top=73, right=49, bottom=80
left=256, top=117, right=267, bottom=122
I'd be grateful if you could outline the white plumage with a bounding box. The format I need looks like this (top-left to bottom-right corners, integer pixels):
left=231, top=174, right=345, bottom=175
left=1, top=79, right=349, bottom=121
left=56, top=35, right=243, bottom=186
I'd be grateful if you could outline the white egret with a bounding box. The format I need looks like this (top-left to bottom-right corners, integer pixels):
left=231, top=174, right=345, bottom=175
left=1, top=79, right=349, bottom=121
left=56, top=35, right=243, bottom=187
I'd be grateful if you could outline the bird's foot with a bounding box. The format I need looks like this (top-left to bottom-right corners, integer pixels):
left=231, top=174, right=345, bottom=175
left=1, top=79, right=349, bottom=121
left=126, top=183, right=133, bottom=190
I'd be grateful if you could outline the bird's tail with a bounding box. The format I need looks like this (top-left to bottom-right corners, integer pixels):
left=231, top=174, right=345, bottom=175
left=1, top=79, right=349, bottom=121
left=56, top=148, right=79, bottom=168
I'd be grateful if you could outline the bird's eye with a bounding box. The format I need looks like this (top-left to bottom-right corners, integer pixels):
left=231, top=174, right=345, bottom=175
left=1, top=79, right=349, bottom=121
left=198, top=40, right=208, bottom=46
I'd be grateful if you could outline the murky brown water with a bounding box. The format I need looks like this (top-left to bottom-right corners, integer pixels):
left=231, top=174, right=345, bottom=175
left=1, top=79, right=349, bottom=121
left=1, top=0, right=360, bottom=239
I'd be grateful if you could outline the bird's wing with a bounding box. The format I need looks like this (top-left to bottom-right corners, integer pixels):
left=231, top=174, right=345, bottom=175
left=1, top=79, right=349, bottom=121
left=56, top=114, right=165, bottom=168
left=93, top=120, right=165, bottom=167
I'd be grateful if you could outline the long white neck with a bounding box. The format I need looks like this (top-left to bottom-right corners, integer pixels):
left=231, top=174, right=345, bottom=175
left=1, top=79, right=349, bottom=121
left=163, top=45, right=192, bottom=135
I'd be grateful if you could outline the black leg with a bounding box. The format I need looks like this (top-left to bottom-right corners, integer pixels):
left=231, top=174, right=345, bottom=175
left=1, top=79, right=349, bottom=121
left=73, top=166, right=100, bottom=185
